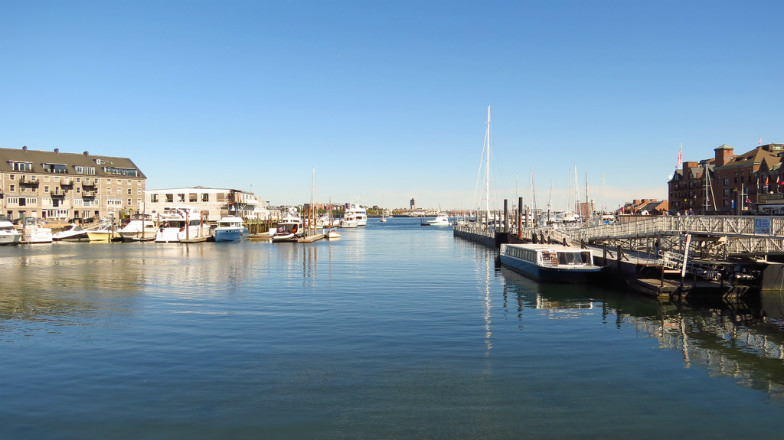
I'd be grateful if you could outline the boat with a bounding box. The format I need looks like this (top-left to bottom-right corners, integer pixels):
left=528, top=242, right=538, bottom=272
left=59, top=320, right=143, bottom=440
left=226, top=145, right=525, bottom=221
left=499, top=242, right=602, bottom=283
left=86, top=222, right=116, bottom=243
left=424, top=213, right=450, bottom=227
left=119, top=214, right=157, bottom=242
left=21, top=217, right=53, bottom=243
left=340, top=211, right=358, bottom=228
left=0, top=216, right=22, bottom=245
left=345, top=204, right=367, bottom=226
left=154, top=206, right=210, bottom=243
left=325, top=229, right=342, bottom=240
left=52, top=223, right=89, bottom=242
left=271, top=211, right=303, bottom=243
left=213, top=216, right=247, bottom=242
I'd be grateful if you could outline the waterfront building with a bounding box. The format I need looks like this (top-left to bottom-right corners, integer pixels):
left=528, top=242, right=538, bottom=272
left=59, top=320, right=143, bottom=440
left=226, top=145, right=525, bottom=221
left=145, top=187, right=270, bottom=222
left=669, top=143, right=784, bottom=215
left=0, top=146, right=146, bottom=221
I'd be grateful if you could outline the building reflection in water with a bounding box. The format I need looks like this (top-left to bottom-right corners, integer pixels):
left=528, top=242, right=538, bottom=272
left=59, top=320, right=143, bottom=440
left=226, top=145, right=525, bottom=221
left=499, top=267, right=784, bottom=399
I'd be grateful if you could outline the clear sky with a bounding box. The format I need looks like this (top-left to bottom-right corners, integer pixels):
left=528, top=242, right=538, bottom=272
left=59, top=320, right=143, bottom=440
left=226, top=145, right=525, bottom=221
left=2, top=0, right=782, bottom=212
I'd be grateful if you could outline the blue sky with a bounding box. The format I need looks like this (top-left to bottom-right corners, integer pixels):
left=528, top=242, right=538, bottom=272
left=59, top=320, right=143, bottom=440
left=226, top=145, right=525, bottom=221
left=2, top=0, right=782, bottom=211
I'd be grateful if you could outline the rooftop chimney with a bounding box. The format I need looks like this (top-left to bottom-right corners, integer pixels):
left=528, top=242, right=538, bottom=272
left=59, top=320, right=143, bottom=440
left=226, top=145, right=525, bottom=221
left=83, top=151, right=89, bottom=156
left=22, top=146, right=27, bottom=151
left=715, top=145, right=734, bottom=167
left=54, top=148, right=59, bottom=153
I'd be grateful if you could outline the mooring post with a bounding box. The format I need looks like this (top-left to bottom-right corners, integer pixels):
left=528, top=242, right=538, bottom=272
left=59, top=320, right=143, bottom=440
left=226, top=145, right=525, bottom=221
left=504, top=199, right=508, bottom=233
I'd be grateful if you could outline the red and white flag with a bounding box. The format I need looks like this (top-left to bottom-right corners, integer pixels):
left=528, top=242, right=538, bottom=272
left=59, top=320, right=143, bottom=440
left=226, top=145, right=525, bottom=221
left=676, top=146, right=682, bottom=169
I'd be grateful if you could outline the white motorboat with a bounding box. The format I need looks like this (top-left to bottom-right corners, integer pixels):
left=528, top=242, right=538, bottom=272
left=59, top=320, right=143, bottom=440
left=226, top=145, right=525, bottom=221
left=424, top=213, right=450, bottom=227
left=52, top=223, right=89, bottom=242
left=214, top=216, right=247, bottom=242
left=86, top=222, right=116, bottom=243
left=0, top=216, right=22, bottom=245
left=325, top=229, right=342, bottom=240
left=272, top=211, right=303, bottom=243
left=119, top=215, right=157, bottom=242
left=21, top=217, right=52, bottom=243
left=340, top=211, right=358, bottom=228
left=499, top=243, right=602, bottom=283
left=155, top=206, right=210, bottom=243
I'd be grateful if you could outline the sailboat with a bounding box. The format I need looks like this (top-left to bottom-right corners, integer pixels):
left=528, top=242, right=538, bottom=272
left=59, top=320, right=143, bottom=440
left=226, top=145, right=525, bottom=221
left=325, top=198, right=341, bottom=240
left=380, top=195, right=388, bottom=222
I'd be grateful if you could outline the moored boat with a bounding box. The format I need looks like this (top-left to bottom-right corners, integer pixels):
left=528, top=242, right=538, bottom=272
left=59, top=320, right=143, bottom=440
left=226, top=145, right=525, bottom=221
left=0, top=216, right=22, bottom=245
left=86, top=222, right=116, bottom=243
left=52, top=223, right=89, bottom=242
left=119, top=214, right=157, bottom=242
left=499, top=242, right=602, bottom=283
left=271, top=212, right=303, bottom=243
left=424, top=213, right=450, bottom=227
left=214, top=216, right=247, bottom=242
left=155, top=206, right=210, bottom=243
left=21, top=217, right=52, bottom=244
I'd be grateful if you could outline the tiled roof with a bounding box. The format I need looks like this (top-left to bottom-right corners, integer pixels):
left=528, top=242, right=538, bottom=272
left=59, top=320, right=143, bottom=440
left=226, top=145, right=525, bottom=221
left=0, top=147, right=145, bottom=178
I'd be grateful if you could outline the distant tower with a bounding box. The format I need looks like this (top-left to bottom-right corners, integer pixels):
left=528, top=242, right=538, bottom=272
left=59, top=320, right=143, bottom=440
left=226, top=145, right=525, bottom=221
left=410, top=198, right=416, bottom=210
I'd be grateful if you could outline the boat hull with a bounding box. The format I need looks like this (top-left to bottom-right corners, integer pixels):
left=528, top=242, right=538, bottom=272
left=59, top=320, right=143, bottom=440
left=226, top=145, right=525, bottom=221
left=214, top=228, right=243, bottom=242
left=0, top=233, right=22, bottom=245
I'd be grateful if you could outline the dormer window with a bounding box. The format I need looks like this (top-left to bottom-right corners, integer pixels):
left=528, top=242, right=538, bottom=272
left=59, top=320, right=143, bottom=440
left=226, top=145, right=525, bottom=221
left=8, top=161, right=32, bottom=172
left=41, top=163, right=67, bottom=174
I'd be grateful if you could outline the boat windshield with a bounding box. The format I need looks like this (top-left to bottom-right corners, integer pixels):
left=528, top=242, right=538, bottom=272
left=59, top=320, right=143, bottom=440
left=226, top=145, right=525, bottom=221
left=557, top=251, right=592, bottom=265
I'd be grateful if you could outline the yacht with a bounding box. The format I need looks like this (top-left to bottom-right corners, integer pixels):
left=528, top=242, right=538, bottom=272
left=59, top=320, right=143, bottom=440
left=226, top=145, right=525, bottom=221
left=52, top=223, right=89, bottom=242
left=21, top=217, right=52, bottom=243
left=155, top=206, right=210, bottom=243
left=424, top=213, right=450, bottom=227
left=86, top=222, right=116, bottom=243
left=214, top=216, right=247, bottom=242
left=0, top=216, right=22, bottom=245
left=119, top=214, right=157, bottom=242
left=345, top=204, right=367, bottom=226
left=340, top=211, right=358, bottom=228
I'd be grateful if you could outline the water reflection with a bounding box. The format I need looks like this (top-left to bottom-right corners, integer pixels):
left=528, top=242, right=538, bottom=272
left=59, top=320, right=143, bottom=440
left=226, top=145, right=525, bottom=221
left=499, top=267, right=784, bottom=398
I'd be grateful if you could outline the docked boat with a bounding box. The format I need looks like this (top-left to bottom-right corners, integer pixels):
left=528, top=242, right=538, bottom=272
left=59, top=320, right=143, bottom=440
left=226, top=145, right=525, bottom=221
left=340, top=211, right=358, bottom=228
left=0, top=216, right=22, bottom=245
left=271, top=213, right=303, bottom=243
left=325, top=229, right=342, bottom=240
left=345, top=204, right=367, bottom=226
left=119, top=215, right=157, bottom=242
left=21, top=217, right=53, bottom=244
left=213, top=216, right=247, bottom=242
left=424, top=213, right=450, bottom=227
left=499, top=242, right=602, bottom=283
left=155, top=206, right=210, bottom=243
left=86, top=222, right=116, bottom=243
left=52, top=223, right=89, bottom=242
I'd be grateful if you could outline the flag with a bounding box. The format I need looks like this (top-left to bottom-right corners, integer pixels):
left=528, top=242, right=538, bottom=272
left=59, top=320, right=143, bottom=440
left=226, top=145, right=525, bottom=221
left=676, top=147, right=682, bottom=169
left=759, top=136, right=763, bottom=146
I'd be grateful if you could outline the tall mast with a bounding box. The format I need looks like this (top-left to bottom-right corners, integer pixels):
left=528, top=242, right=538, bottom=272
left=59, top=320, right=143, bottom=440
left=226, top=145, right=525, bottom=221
left=485, top=105, right=491, bottom=222
left=574, top=163, right=579, bottom=214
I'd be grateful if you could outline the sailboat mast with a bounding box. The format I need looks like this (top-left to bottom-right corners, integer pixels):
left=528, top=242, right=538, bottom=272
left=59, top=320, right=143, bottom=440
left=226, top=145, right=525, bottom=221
left=485, top=105, right=491, bottom=223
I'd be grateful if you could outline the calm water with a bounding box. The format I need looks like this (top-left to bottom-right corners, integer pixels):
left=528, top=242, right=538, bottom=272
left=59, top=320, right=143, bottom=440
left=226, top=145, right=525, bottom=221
left=2, top=217, right=784, bottom=439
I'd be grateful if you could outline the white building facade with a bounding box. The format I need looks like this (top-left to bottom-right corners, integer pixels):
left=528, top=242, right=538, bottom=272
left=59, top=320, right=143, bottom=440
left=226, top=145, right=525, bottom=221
left=145, top=187, right=270, bottom=222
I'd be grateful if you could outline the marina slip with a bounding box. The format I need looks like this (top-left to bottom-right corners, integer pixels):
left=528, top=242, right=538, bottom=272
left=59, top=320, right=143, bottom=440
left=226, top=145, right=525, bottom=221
left=1, top=217, right=784, bottom=439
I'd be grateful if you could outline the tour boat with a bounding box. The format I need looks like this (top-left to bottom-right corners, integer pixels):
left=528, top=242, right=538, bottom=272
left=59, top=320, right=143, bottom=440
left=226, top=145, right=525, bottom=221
left=272, top=213, right=303, bottom=243
left=213, top=216, right=247, bottom=242
left=499, top=242, right=602, bottom=283
left=0, top=216, right=22, bottom=245
left=155, top=206, right=210, bottom=243
left=340, top=211, right=358, bottom=228
left=119, top=215, right=157, bottom=242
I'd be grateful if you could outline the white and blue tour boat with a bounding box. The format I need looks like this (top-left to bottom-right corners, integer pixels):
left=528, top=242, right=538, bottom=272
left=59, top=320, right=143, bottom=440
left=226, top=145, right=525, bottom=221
left=499, top=242, right=602, bottom=283
left=213, top=216, right=247, bottom=242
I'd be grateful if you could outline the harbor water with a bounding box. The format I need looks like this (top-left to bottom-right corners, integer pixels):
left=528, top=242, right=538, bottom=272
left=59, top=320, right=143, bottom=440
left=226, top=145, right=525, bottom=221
left=2, top=217, right=784, bottom=439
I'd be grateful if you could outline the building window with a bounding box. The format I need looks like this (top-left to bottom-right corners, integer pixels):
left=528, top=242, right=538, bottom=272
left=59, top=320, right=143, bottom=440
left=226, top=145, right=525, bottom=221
left=127, top=189, right=132, bottom=195
left=151, top=194, right=159, bottom=203
left=166, top=194, right=173, bottom=203
left=41, top=163, right=67, bottom=173
left=9, top=185, right=14, bottom=192
left=44, top=186, right=49, bottom=193
left=189, top=193, right=197, bottom=202
left=202, top=193, right=209, bottom=202
left=74, top=166, right=96, bottom=175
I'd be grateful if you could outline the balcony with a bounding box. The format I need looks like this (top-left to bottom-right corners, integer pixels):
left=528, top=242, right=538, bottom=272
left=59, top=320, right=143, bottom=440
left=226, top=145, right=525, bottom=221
left=82, top=181, right=96, bottom=188
left=60, top=178, right=73, bottom=186
left=83, top=190, right=96, bottom=198
left=19, top=175, right=40, bottom=186
left=52, top=188, right=65, bottom=197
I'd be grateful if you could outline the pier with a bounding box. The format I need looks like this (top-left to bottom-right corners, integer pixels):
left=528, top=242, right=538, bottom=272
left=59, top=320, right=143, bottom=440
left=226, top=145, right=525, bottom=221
left=454, top=203, right=784, bottom=299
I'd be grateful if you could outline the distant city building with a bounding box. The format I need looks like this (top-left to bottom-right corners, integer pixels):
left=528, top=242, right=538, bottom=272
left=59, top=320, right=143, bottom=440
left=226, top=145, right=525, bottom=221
left=145, top=187, right=270, bottom=221
left=618, top=199, right=669, bottom=216
left=669, top=143, right=784, bottom=215
left=0, top=146, right=146, bottom=221
left=410, top=198, right=416, bottom=210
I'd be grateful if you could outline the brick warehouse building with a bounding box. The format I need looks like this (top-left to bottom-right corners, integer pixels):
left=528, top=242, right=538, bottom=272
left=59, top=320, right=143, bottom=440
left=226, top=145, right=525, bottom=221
left=669, top=143, right=784, bottom=215
left=0, top=146, right=146, bottom=221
